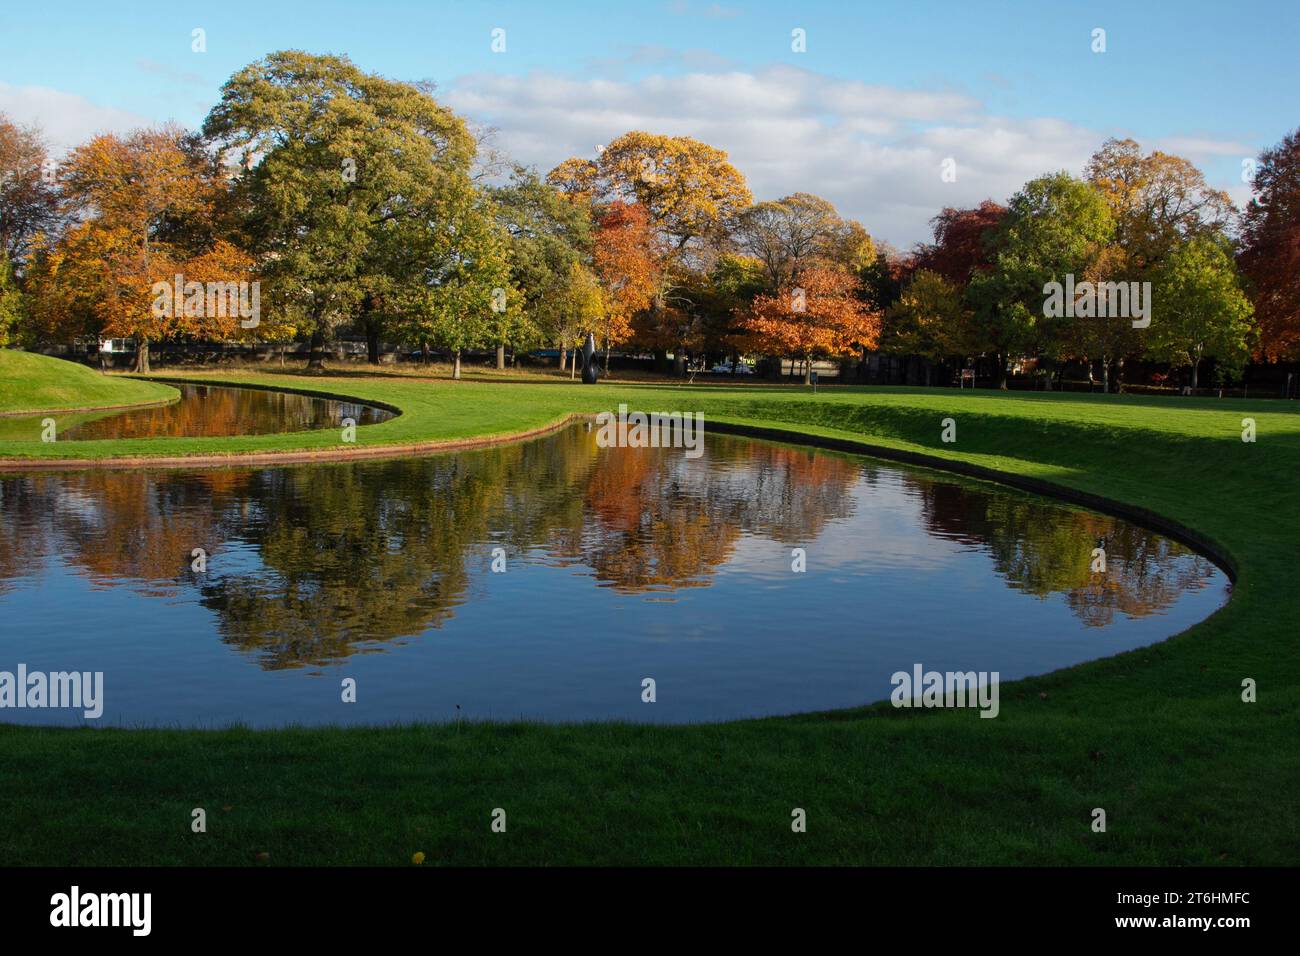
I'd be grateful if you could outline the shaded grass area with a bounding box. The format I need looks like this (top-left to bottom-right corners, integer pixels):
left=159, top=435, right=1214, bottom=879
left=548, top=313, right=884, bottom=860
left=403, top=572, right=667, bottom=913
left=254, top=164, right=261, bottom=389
left=0, top=350, right=177, bottom=415
left=0, top=369, right=1297, bottom=865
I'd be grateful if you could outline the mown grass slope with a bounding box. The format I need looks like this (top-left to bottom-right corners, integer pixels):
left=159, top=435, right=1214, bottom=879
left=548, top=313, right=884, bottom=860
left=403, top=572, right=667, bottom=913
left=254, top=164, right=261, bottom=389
left=0, top=369, right=1296, bottom=865
left=0, top=350, right=177, bottom=415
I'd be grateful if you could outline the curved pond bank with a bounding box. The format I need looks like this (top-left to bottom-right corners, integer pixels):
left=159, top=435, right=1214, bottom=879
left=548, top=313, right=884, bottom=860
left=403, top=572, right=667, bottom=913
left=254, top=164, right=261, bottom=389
left=0, top=424, right=1228, bottom=727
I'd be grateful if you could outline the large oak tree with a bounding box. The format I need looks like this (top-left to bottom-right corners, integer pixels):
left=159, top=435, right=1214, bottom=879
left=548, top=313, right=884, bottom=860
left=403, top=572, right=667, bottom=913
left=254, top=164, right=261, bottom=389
left=203, top=51, right=485, bottom=370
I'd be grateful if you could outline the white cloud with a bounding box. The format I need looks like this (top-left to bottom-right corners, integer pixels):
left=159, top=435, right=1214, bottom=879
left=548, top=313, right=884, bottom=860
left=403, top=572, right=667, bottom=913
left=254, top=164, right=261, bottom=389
left=1152, top=135, right=1255, bottom=159
left=136, top=58, right=207, bottom=88
left=444, top=65, right=1103, bottom=247
left=0, top=83, right=153, bottom=156
left=4, top=69, right=1253, bottom=249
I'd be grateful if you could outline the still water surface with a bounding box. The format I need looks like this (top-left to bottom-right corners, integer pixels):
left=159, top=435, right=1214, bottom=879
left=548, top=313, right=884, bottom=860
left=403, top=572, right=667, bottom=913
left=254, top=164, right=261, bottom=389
left=3, top=383, right=393, bottom=440
left=0, top=425, right=1227, bottom=725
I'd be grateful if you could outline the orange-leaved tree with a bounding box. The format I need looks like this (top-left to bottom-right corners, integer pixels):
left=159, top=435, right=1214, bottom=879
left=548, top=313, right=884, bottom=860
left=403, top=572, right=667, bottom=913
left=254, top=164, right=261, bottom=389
left=550, top=131, right=752, bottom=373
left=593, top=200, right=658, bottom=370
left=51, top=127, right=251, bottom=371
left=738, top=266, right=880, bottom=383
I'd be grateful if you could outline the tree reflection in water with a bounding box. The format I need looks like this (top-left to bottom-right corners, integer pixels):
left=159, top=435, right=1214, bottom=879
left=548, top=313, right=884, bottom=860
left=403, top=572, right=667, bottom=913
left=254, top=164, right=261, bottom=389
left=0, top=425, right=1220, bottom=670
left=0, top=383, right=392, bottom=441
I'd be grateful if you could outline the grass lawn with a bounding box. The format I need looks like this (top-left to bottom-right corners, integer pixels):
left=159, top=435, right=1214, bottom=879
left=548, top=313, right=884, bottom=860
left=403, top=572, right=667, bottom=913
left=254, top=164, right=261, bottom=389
left=0, top=350, right=178, bottom=416
left=0, top=364, right=1297, bottom=865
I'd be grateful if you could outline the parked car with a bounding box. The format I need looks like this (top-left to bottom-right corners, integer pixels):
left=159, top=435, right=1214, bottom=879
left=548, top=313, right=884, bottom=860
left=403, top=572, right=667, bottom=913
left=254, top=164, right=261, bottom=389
left=710, top=362, right=754, bottom=375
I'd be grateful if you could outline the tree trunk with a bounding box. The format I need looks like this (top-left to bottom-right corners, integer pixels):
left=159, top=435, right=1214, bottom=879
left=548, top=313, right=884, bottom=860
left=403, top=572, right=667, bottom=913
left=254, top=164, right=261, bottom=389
left=559, top=348, right=567, bottom=371
left=367, top=328, right=380, bottom=365
left=1191, top=359, right=1199, bottom=391
left=421, top=341, right=430, bottom=365
left=307, top=329, right=326, bottom=371
left=453, top=349, right=462, bottom=380
left=135, top=338, right=150, bottom=374
left=1115, top=357, right=1125, bottom=393
left=496, top=343, right=505, bottom=370
left=803, top=355, right=812, bottom=385
left=996, top=352, right=1008, bottom=389
left=604, top=341, right=611, bottom=374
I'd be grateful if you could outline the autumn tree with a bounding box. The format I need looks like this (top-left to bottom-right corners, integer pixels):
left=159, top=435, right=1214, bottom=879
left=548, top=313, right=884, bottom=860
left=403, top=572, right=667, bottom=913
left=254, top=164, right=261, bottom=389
left=0, top=113, right=61, bottom=266
left=16, top=238, right=86, bottom=346
left=739, top=266, right=880, bottom=383
left=551, top=132, right=751, bottom=261
left=1085, top=138, right=1234, bottom=272
left=911, top=201, right=1007, bottom=284
left=545, top=157, right=600, bottom=206
left=881, top=203, right=1004, bottom=385
left=593, top=200, right=658, bottom=369
left=1239, top=128, right=1300, bottom=361
left=47, top=127, right=248, bottom=372
left=738, top=192, right=857, bottom=288
left=549, top=132, right=751, bottom=373
left=1052, top=140, right=1232, bottom=388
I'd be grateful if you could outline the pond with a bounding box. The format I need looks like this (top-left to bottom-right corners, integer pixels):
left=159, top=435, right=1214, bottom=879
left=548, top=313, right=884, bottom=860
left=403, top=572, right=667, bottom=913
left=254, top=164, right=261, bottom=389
left=1, top=383, right=395, bottom=441
left=0, top=424, right=1228, bottom=726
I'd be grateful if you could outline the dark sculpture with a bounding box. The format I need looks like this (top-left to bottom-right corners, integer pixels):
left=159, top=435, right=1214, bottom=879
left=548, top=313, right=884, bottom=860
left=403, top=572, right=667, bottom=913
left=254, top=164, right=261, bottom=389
left=580, top=331, right=599, bottom=384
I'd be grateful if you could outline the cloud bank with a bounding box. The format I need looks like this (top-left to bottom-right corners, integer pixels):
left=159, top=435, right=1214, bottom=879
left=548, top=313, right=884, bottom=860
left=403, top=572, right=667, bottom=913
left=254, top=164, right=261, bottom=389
left=446, top=64, right=1245, bottom=248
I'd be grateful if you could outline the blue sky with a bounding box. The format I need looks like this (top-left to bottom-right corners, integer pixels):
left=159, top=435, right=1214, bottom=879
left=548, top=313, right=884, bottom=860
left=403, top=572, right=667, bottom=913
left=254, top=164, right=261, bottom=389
left=2, top=0, right=1296, bottom=245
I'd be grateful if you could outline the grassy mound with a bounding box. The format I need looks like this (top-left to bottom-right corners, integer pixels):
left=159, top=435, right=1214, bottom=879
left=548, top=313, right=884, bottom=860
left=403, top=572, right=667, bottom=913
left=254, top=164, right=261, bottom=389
left=0, top=350, right=177, bottom=415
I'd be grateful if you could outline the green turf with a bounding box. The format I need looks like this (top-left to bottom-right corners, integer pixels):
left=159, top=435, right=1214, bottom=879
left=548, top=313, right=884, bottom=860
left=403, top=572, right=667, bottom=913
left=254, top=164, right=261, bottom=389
left=0, top=368, right=1296, bottom=865
left=0, top=350, right=178, bottom=416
